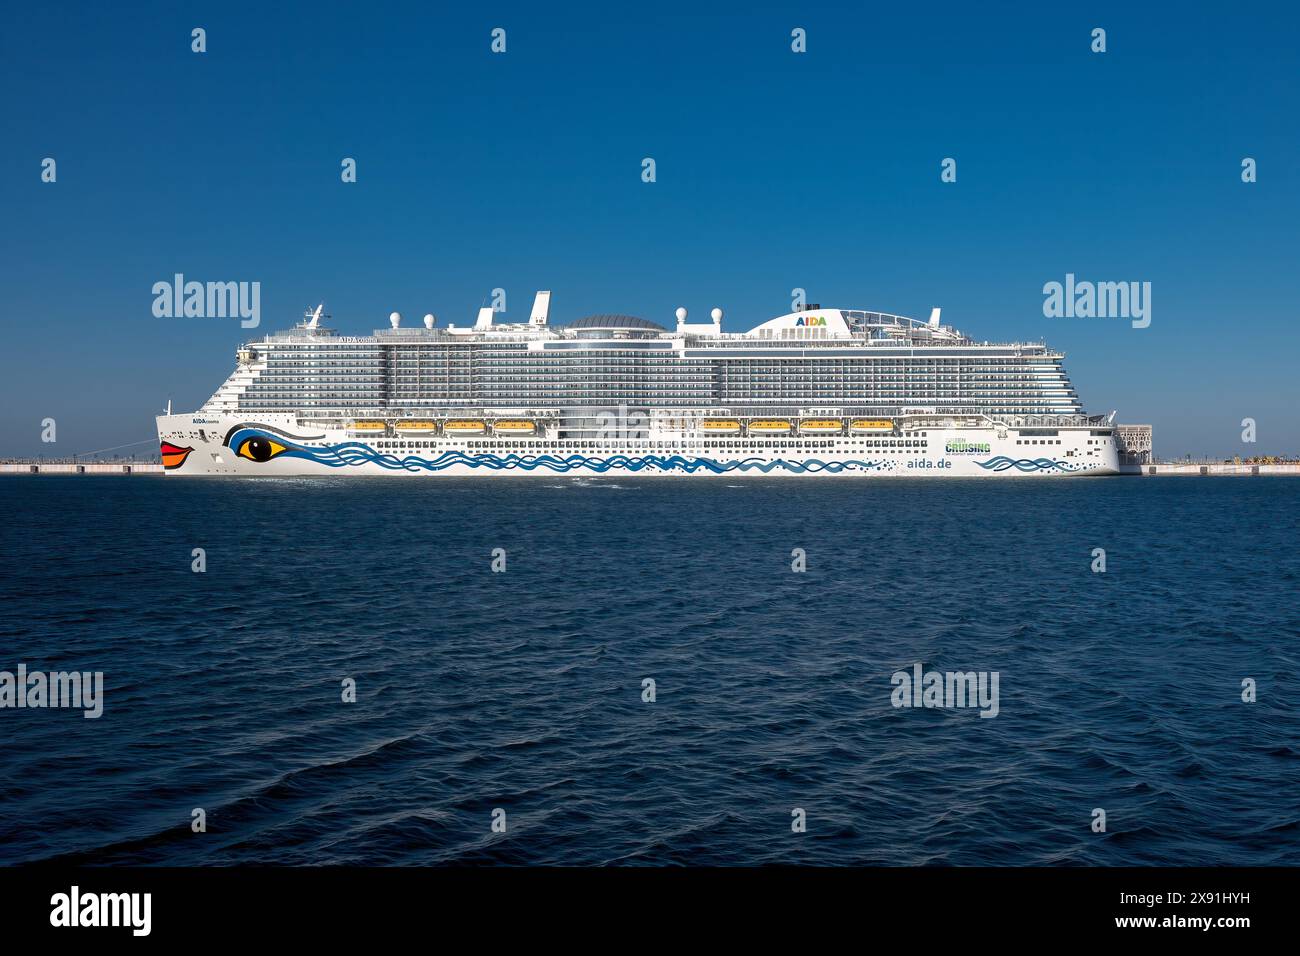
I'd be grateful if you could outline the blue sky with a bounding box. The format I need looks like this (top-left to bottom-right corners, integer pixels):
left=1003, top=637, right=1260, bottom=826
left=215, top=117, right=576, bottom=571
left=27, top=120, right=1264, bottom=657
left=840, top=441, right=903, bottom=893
left=2, top=1, right=1297, bottom=457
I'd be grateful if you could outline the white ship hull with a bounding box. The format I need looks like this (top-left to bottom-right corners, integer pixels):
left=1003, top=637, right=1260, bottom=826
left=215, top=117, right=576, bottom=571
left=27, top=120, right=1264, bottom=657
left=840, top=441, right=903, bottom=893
left=157, top=414, right=1120, bottom=477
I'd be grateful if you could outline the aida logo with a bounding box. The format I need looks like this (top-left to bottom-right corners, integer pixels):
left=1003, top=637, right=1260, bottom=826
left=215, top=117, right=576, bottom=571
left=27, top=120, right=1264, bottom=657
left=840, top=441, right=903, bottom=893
left=795, top=315, right=826, bottom=327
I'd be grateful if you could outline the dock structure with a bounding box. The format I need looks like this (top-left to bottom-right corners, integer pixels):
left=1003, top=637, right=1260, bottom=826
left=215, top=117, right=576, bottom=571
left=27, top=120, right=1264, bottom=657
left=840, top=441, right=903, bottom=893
left=1119, top=462, right=1300, bottom=476
left=1, top=461, right=163, bottom=475
left=1115, top=424, right=1300, bottom=474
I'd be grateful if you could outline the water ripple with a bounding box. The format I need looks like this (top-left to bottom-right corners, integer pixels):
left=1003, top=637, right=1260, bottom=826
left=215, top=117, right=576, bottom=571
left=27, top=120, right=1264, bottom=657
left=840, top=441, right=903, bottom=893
left=0, top=476, right=1297, bottom=865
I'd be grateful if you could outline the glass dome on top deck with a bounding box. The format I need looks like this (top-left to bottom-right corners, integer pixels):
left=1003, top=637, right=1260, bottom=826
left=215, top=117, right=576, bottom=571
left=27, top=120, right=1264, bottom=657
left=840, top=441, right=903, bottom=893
left=564, top=314, right=668, bottom=339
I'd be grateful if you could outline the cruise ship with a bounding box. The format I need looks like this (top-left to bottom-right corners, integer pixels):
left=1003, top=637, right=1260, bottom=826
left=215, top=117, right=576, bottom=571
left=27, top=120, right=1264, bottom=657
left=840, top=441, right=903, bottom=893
left=156, top=293, right=1121, bottom=477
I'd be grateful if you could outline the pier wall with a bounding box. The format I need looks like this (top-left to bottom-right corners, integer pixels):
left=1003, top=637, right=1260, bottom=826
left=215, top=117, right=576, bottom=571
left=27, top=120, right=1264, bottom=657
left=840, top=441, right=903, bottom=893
left=0, top=462, right=163, bottom=475
left=1119, top=462, right=1300, bottom=476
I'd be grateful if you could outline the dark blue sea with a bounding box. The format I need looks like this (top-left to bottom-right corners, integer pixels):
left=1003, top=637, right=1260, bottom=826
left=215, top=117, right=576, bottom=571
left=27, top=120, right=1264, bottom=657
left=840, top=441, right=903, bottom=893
left=1, top=476, right=1297, bottom=866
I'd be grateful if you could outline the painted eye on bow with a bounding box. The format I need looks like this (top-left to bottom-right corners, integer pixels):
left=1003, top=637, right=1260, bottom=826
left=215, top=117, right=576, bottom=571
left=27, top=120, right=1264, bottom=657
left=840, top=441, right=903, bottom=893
left=236, top=436, right=288, bottom=462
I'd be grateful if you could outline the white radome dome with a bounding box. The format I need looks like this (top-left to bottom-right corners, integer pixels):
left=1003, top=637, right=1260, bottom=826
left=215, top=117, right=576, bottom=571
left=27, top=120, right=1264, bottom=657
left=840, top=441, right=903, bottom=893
left=423, top=313, right=435, bottom=329
left=675, top=307, right=688, bottom=322
left=711, top=307, right=723, bottom=322
left=389, top=311, right=402, bottom=328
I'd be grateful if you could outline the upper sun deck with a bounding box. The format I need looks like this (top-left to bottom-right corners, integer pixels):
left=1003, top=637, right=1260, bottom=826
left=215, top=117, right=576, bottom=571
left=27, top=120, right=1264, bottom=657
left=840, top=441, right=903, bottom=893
left=250, top=296, right=1051, bottom=354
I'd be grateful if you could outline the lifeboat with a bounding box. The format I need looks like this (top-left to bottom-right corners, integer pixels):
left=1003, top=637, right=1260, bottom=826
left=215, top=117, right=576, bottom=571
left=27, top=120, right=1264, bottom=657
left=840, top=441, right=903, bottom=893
left=395, top=420, right=438, bottom=435
left=348, top=420, right=386, bottom=435
left=700, top=419, right=741, bottom=435
left=849, top=419, right=894, bottom=434
left=492, top=419, right=536, bottom=436
left=748, top=419, right=792, bottom=435
left=442, top=420, right=487, bottom=436
left=798, top=419, right=844, bottom=435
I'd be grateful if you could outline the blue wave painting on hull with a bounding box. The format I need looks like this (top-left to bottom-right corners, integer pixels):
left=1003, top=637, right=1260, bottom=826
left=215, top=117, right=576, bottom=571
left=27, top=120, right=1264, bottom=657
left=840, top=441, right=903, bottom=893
left=224, top=428, right=891, bottom=474
left=975, top=456, right=1082, bottom=473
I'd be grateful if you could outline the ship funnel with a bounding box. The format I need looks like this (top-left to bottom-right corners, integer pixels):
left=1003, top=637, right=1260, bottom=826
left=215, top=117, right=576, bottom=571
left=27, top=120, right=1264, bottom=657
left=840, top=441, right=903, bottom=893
left=530, top=291, right=551, bottom=327
left=928, top=308, right=941, bottom=328
left=423, top=313, right=435, bottom=330
left=474, top=307, right=494, bottom=330
left=389, top=311, right=402, bottom=329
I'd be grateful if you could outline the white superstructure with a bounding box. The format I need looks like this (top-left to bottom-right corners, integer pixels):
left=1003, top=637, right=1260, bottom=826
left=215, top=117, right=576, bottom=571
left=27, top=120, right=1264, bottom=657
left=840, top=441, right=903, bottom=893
left=157, top=296, right=1121, bottom=476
